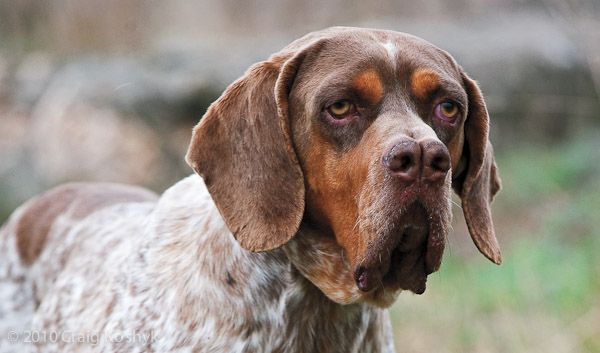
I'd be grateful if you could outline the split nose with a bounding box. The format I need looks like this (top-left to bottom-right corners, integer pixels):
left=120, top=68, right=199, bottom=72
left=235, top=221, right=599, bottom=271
left=382, top=138, right=450, bottom=183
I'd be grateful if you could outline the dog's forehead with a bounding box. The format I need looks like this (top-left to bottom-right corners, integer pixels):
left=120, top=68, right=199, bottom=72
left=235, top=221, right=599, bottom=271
left=286, top=27, right=457, bottom=74
left=282, top=27, right=462, bottom=99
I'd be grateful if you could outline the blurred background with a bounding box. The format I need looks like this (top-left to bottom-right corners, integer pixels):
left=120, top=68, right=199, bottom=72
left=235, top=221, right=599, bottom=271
left=0, top=0, right=599, bottom=352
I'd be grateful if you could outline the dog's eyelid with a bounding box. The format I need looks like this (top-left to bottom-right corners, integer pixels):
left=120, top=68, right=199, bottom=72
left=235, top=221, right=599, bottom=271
left=439, top=85, right=467, bottom=106
left=430, top=92, right=466, bottom=113
left=443, top=98, right=465, bottom=112
left=321, top=98, right=351, bottom=111
left=316, top=83, right=381, bottom=111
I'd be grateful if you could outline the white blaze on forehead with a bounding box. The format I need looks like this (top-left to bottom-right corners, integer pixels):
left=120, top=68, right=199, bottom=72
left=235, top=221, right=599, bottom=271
left=381, top=41, right=397, bottom=61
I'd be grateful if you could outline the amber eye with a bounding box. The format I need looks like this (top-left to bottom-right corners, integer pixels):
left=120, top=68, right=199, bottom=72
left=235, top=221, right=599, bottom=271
left=440, top=101, right=458, bottom=118
left=328, top=100, right=353, bottom=118
left=434, top=101, right=460, bottom=122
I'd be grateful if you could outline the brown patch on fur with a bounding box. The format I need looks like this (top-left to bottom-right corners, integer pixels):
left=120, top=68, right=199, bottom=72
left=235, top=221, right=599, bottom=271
left=302, top=132, right=373, bottom=265
left=15, top=187, right=78, bottom=265
left=351, top=70, right=383, bottom=105
left=410, top=68, right=440, bottom=100
left=15, top=183, right=157, bottom=265
left=225, top=271, right=236, bottom=286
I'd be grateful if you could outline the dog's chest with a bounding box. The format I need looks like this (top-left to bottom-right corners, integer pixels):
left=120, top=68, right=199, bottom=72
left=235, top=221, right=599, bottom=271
left=79, top=248, right=384, bottom=353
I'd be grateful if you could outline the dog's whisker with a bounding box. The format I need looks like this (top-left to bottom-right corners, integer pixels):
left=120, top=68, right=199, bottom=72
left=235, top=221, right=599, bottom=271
left=450, top=199, right=462, bottom=209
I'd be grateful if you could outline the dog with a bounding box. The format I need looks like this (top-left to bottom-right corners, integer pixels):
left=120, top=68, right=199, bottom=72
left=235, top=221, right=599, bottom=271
left=0, top=27, right=501, bottom=353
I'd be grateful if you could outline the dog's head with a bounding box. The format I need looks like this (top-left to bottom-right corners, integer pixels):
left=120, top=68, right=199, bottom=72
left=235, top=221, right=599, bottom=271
left=186, top=27, right=501, bottom=307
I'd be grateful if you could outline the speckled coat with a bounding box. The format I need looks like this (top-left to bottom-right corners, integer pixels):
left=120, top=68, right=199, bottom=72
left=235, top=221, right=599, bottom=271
left=0, top=177, right=394, bottom=353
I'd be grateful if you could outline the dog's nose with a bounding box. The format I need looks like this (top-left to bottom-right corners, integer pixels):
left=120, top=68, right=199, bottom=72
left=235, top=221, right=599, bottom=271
left=421, top=139, right=451, bottom=183
left=382, top=140, right=421, bottom=182
left=383, top=138, right=450, bottom=183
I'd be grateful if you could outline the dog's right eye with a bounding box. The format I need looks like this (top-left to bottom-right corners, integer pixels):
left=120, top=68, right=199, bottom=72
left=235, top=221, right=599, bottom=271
left=327, top=100, right=355, bottom=118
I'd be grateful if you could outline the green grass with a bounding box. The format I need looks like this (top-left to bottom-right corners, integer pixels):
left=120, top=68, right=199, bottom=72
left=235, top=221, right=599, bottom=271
left=390, top=136, right=600, bottom=353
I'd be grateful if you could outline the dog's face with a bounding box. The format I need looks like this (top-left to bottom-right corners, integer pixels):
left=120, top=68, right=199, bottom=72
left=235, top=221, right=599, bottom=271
left=187, top=27, right=501, bottom=307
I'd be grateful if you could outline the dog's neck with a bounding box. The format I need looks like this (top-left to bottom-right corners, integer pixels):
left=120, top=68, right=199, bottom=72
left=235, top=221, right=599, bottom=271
left=284, top=223, right=364, bottom=304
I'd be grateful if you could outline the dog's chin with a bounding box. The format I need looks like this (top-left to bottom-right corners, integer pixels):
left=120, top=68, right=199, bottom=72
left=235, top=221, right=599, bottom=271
left=361, top=246, right=431, bottom=308
left=357, top=203, right=447, bottom=307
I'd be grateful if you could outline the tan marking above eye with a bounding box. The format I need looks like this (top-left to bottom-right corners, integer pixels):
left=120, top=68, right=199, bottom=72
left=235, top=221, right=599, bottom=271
left=411, top=68, right=440, bottom=100
left=351, top=70, right=383, bottom=105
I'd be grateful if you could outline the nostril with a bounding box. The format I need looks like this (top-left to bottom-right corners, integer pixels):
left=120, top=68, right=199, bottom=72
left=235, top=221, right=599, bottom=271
left=383, top=140, right=421, bottom=181
left=390, top=153, right=413, bottom=173
left=421, top=140, right=451, bottom=182
left=431, top=153, right=450, bottom=173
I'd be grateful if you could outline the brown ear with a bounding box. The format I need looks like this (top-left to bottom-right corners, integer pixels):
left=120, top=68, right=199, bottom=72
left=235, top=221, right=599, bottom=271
left=452, top=71, right=503, bottom=264
left=185, top=44, right=319, bottom=252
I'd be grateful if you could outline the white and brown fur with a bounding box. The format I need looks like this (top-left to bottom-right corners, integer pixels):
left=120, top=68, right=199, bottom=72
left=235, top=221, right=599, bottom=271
left=0, top=27, right=501, bottom=353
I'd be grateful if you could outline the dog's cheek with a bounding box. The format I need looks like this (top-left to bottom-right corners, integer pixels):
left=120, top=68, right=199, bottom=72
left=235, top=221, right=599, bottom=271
left=300, top=138, right=372, bottom=264
left=354, top=170, right=391, bottom=259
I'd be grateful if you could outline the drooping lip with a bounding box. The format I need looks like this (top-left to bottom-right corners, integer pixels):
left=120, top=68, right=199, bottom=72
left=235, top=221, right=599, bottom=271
left=356, top=202, right=446, bottom=295
left=382, top=239, right=429, bottom=294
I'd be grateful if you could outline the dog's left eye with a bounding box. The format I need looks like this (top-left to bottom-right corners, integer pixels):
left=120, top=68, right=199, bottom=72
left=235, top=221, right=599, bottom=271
left=434, top=101, right=460, bottom=123
left=327, top=100, right=355, bottom=118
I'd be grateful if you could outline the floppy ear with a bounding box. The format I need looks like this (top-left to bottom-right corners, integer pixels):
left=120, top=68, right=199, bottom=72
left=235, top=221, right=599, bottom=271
left=452, top=71, right=503, bottom=264
left=185, top=44, right=320, bottom=252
